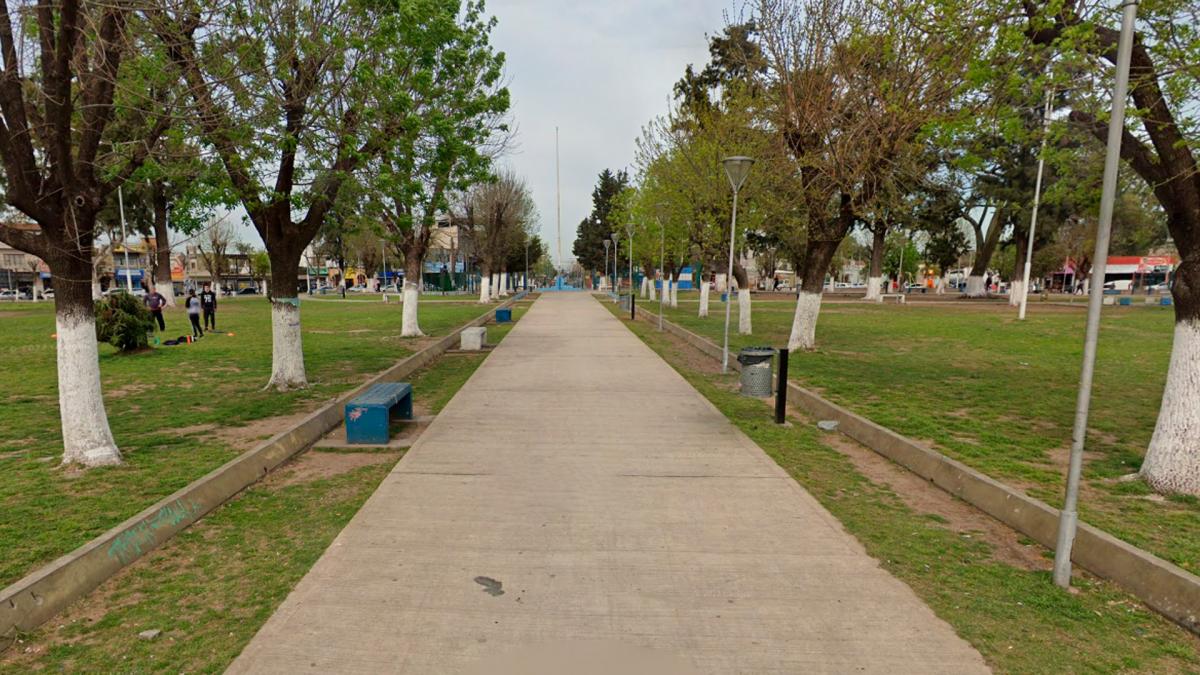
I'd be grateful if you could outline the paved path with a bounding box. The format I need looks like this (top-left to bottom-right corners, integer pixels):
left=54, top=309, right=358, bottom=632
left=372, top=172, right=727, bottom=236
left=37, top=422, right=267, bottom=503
left=230, top=293, right=987, bottom=674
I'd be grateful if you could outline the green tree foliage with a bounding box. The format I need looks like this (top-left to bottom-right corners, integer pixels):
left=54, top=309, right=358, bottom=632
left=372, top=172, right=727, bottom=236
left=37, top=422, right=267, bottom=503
left=573, top=169, right=629, bottom=272
left=95, top=293, right=156, bottom=353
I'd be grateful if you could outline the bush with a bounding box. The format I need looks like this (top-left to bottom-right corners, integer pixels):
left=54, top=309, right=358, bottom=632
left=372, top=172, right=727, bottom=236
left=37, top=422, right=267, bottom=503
left=95, top=292, right=155, bottom=352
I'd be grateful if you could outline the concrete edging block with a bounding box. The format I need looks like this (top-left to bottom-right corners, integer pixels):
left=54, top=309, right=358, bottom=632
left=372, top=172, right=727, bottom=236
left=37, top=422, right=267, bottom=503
left=0, top=296, right=526, bottom=638
left=624, top=299, right=1200, bottom=635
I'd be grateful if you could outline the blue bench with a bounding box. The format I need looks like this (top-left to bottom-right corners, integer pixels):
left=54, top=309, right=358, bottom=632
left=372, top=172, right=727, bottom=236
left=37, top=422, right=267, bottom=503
left=495, top=308, right=512, bottom=323
left=345, top=382, right=413, bottom=445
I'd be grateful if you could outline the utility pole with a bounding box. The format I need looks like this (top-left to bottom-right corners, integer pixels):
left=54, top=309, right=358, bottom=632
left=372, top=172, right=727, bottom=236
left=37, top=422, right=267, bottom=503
left=1019, top=87, right=1055, bottom=320
left=118, top=185, right=133, bottom=293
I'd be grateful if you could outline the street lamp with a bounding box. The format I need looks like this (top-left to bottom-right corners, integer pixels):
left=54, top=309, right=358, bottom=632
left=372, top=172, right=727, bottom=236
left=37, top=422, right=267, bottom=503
left=117, top=185, right=133, bottom=293
left=625, top=223, right=634, bottom=308
left=1019, top=86, right=1055, bottom=321
left=1053, top=0, right=1138, bottom=589
left=721, top=156, right=754, bottom=373
left=658, top=215, right=665, bottom=331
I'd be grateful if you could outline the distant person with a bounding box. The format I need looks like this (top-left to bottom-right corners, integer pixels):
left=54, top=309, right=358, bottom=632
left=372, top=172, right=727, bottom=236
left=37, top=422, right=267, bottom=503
left=985, top=274, right=993, bottom=293
left=185, top=290, right=204, bottom=339
left=200, top=282, right=218, bottom=331
left=143, top=286, right=167, bottom=331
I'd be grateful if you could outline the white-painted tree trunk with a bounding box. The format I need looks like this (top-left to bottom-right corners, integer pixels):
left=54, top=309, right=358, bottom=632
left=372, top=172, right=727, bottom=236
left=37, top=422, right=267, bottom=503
left=716, top=274, right=727, bottom=293
left=737, top=287, right=752, bottom=335
left=864, top=276, right=883, bottom=302
left=158, top=283, right=176, bottom=308
left=1141, top=320, right=1200, bottom=495
left=401, top=283, right=424, bottom=337
left=267, top=300, right=307, bottom=390
left=649, top=279, right=657, bottom=302
left=499, top=272, right=509, bottom=296
left=965, top=275, right=986, bottom=297
left=640, top=277, right=649, bottom=298
left=699, top=282, right=710, bottom=317
left=33, top=275, right=44, bottom=301
left=663, top=279, right=671, bottom=307
left=787, top=291, right=823, bottom=351
left=1082, top=279, right=1090, bottom=295
left=478, top=275, right=491, bottom=303
left=670, top=280, right=679, bottom=308
left=490, top=273, right=500, bottom=300
left=56, top=313, right=122, bottom=466
left=937, top=274, right=948, bottom=295
left=91, top=267, right=102, bottom=301
left=1008, top=280, right=1023, bottom=307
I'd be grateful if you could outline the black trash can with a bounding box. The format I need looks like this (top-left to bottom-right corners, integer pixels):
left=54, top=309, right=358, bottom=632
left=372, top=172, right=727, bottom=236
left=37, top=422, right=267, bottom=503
left=737, top=347, right=776, bottom=397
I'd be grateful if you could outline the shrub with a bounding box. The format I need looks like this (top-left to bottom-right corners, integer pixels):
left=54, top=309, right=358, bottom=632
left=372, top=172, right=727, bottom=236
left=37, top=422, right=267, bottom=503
left=95, top=292, right=155, bottom=352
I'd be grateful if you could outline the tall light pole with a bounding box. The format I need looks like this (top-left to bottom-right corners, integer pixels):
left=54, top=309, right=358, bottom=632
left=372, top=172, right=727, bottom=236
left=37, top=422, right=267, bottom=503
left=611, top=233, right=620, bottom=303
left=626, top=223, right=634, bottom=305
left=1019, top=86, right=1055, bottom=321
left=1053, top=0, right=1138, bottom=589
left=658, top=216, right=665, bottom=331
left=721, top=156, right=754, bottom=373
left=524, top=239, right=530, bottom=291
left=118, top=185, right=133, bottom=292
left=555, top=126, right=562, bottom=289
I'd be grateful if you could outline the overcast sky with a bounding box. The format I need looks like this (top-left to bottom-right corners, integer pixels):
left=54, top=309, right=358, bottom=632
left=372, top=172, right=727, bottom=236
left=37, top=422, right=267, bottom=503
left=488, top=0, right=734, bottom=268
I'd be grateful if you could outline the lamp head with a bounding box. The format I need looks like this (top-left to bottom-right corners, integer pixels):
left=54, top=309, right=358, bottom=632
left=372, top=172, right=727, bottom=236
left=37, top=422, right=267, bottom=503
left=611, top=233, right=620, bottom=245
left=722, top=156, right=755, bottom=192
left=603, top=239, right=610, bottom=251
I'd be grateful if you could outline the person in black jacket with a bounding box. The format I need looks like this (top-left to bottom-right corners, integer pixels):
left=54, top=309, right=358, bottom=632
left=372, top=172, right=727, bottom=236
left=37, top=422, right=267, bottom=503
left=200, top=283, right=218, bottom=331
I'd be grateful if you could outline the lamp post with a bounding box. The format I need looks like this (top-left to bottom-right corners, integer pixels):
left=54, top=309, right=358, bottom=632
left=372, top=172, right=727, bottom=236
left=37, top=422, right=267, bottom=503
left=721, top=156, right=754, bottom=373
left=626, top=223, right=634, bottom=308
left=1053, top=0, right=1138, bottom=589
left=525, top=240, right=530, bottom=291
left=1019, top=86, right=1055, bottom=321
left=658, top=216, right=665, bottom=331
left=118, top=185, right=133, bottom=293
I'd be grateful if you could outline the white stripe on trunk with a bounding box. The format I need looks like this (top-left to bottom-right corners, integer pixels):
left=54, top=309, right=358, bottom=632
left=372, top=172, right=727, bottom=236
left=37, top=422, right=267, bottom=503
left=499, top=272, right=509, bottom=296
left=663, top=279, right=671, bottom=308
left=490, top=273, right=500, bottom=300
left=937, top=275, right=948, bottom=295
left=478, top=275, right=491, bottom=303
left=787, top=290, right=823, bottom=351
left=1141, top=320, right=1200, bottom=495
left=1008, top=280, right=1023, bottom=306
left=670, top=280, right=679, bottom=308
left=965, top=275, right=986, bottom=297
left=737, top=287, right=752, bottom=335
left=641, top=277, right=649, bottom=298
left=56, top=313, right=122, bottom=467
left=698, top=282, right=710, bottom=317
left=267, top=300, right=307, bottom=390
left=864, top=276, right=883, bottom=302
left=401, top=284, right=424, bottom=337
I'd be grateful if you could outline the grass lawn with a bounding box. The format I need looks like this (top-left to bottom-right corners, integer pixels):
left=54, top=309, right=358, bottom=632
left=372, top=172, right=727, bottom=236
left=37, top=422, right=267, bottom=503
left=647, top=292, right=1198, bottom=572
left=0, top=294, right=511, bottom=589
left=611, top=301, right=1200, bottom=673
left=0, top=312, right=524, bottom=672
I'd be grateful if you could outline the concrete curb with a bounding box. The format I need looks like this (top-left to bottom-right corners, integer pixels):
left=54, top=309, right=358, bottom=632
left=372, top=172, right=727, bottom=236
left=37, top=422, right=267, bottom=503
left=0, top=294, right=528, bottom=638
left=625, top=301, right=1200, bottom=635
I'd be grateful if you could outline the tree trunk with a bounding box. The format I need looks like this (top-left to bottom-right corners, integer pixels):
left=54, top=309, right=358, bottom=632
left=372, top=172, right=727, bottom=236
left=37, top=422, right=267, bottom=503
left=153, top=187, right=176, bottom=307
left=51, top=252, right=121, bottom=467
left=967, top=206, right=1005, bottom=297
left=402, top=257, right=424, bottom=337
left=478, top=263, right=491, bottom=303
left=699, top=277, right=710, bottom=317
left=733, top=262, right=751, bottom=335
left=499, top=267, right=509, bottom=297
left=267, top=248, right=307, bottom=390
left=1142, top=245, right=1200, bottom=494
left=865, top=224, right=886, bottom=302
left=788, top=238, right=841, bottom=350
left=671, top=269, right=681, bottom=308
left=1009, top=225, right=1028, bottom=307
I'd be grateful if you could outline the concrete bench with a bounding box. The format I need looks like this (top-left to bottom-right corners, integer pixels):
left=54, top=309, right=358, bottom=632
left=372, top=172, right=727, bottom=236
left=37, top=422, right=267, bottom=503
left=460, top=327, right=486, bottom=351
left=345, top=382, right=413, bottom=445
left=878, top=294, right=906, bottom=304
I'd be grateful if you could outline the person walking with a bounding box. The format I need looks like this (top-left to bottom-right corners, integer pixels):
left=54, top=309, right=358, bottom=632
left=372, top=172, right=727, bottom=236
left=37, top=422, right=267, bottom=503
left=200, top=282, right=218, bottom=331
left=185, top=289, right=204, bottom=339
left=144, top=285, right=167, bottom=332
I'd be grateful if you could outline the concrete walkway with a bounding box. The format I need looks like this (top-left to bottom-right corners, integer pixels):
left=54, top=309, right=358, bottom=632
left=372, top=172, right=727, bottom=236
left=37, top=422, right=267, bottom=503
left=229, top=293, right=987, bottom=674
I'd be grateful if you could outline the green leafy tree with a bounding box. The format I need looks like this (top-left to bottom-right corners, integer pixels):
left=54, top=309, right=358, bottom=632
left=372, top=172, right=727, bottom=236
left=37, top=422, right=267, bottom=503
left=573, top=169, right=629, bottom=274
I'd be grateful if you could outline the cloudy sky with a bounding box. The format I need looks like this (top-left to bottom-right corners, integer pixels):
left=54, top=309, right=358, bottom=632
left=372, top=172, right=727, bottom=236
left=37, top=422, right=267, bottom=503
left=487, top=0, right=734, bottom=268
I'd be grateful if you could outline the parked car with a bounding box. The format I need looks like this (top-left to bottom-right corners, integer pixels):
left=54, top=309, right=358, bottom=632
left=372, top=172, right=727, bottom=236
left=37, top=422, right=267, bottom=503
left=237, top=287, right=260, bottom=295
left=380, top=283, right=400, bottom=293
left=103, top=287, right=146, bottom=298
left=1103, top=280, right=1133, bottom=292
left=905, top=283, right=929, bottom=294
left=0, top=289, right=19, bottom=301
left=41, top=289, right=54, bottom=299
left=1148, top=281, right=1172, bottom=293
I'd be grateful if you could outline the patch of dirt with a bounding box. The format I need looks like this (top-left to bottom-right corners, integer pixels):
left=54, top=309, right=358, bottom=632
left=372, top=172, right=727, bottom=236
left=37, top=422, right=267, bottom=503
left=173, top=424, right=218, bottom=437
left=107, top=383, right=153, bottom=399
left=814, top=429, right=1050, bottom=571
left=1042, top=443, right=1103, bottom=470
left=268, top=450, right=400, bottom=488
left=212, top=410, right=316, bottom=452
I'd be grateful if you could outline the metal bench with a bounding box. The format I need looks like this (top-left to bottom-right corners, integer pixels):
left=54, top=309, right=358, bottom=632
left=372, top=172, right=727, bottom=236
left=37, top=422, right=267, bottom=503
left=344, top=382, right=413, bottom=445
left=878, top=293, right=906, bottom=304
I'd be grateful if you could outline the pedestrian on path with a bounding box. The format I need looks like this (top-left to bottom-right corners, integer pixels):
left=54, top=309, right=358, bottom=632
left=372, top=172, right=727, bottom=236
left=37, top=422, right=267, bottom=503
left=200, top=282, right=218, bottom=331
left=144, top=285, right=167, bottom=331
left=185, top=289, right=204, bottom=339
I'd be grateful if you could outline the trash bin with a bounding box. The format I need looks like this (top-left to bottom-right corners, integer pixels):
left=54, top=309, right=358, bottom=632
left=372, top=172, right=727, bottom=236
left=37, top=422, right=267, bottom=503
left=737, top=347, right=776, bottom=397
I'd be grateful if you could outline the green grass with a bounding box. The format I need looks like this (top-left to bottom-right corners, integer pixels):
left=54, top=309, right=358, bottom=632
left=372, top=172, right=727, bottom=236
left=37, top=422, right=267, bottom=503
left=0, top=295, right=510, bottom=588
left=0, top=302, right=526, bottom=673
left=649, top=292, right=1197, bottom=571
left=612, top=301, right=1200, bottom=673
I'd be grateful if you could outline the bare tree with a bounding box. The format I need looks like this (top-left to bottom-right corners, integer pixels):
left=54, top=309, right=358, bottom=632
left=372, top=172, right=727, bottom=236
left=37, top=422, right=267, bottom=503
left=196, top=217, right=235, bottom=292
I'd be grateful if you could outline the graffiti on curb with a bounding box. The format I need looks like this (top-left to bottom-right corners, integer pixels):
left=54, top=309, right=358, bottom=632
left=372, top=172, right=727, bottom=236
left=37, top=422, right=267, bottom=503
left=106, top=499, right=203, bottom=564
